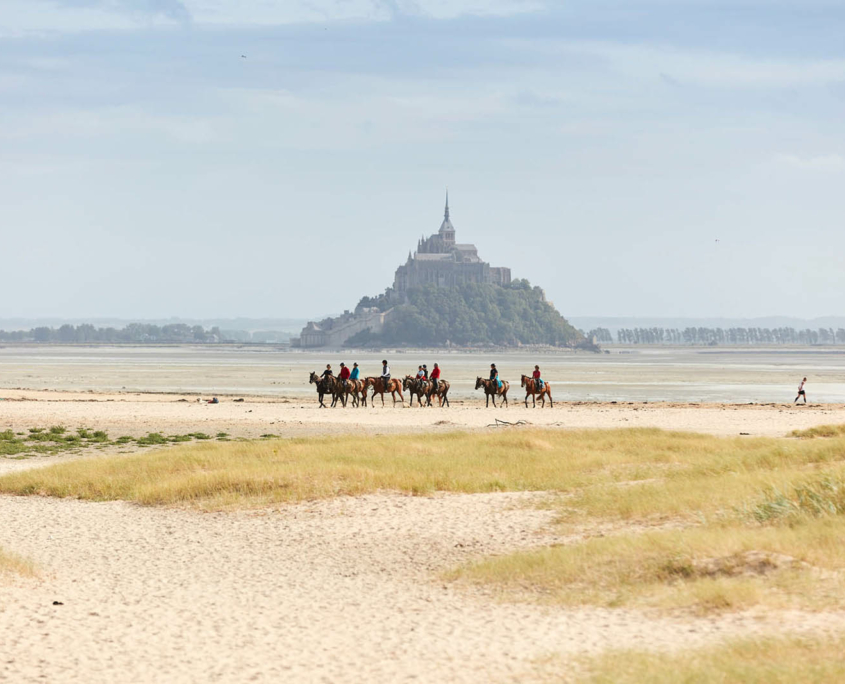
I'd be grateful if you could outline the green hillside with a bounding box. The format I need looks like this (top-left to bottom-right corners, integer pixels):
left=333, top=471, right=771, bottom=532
left=346, top=280, right=588, bottom=348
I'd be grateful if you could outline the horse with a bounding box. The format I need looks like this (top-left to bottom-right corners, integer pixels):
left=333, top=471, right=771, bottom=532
left=521, top=375, right=554, bottom=408
left=475, top=376, right=509, bottom=407
left=363, top=376, right=405, bottom=407
left=403, top=375, right=432, bottom=408
left=334, top=378, right=363, bottom=408
left=428, top=379, right=450, bottom=407
left=309, top=371, right=338, bottom=408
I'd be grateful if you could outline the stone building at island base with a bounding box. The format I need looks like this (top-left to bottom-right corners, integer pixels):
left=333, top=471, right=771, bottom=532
left=291, top=308, right=391, bottom=349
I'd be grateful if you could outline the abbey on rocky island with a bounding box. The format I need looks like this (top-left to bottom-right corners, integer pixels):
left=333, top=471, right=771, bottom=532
left=392, top=194, right=511, bottom=294
left=293, top=194, right=512, bottom=348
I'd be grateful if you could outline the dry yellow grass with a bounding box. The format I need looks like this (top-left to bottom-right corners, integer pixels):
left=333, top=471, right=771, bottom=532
left=791, top=423, right=845, bottom=439
left=3, top=428, right=844, bottom=615
left=1, top=428, right=842, bottom=514
left=451, top=518, right=845, bottom=613
left=0, top=545, right=38, bottom=580
left=577, top=634, right=845, bottom=684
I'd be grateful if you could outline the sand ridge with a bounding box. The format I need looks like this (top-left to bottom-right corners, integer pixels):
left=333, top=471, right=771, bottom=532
left=4, top=492, right=845, bottom=684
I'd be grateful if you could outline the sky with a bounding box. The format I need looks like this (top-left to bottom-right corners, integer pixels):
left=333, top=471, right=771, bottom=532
left=1, top=0, right=844, bottom=320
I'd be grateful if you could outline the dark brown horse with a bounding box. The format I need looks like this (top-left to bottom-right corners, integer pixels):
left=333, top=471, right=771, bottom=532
left=475, top=376, right=509, bottom=407
left=309, top=371, right=338, bottom=408
left=521, top=375, right=553, bottom=408
left=428, top=379, right=450, bottom=407
left=403, top=375, right=432, bottom=408
left=363, top=377, right=405, bottom=407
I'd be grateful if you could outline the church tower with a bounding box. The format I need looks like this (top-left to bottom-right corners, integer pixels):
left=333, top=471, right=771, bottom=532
left=438, top=191, right=456, bottom=246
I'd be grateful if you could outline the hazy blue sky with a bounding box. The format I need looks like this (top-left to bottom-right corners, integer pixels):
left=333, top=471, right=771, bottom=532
left=2, top=0, right=844, bottom=320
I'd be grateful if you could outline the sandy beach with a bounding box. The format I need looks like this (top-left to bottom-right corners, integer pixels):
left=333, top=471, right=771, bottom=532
left=5, top=489, right=845, bottom=684
left=3, top=379, right=845, bottom=681
left=1, top=388, right=843, bottom=444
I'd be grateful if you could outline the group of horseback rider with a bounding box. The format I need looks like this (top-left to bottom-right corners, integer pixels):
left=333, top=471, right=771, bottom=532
left=311, top=359, right=552, bottom=408
left=313, top=359, right=448, bottom=408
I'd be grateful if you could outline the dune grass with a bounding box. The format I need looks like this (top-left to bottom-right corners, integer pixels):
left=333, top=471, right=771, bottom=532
left=1, top=427, right=843, bottom=513
left=451, top=517, right=845, bottom=613
left=791, top=423, right=845, bottom=439
left=0, top=545, right=38, bottom=580
left=577, top=635, right=845, bottom=684
left=3, top=427, right=845, bottom=614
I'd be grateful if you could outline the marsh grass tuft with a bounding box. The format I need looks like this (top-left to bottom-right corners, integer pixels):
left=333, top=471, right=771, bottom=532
left=578, top=634, right=845, bottom=684
left=0, top=545, right=38, bottom=580
left=790, top=424, right=845, bottom=439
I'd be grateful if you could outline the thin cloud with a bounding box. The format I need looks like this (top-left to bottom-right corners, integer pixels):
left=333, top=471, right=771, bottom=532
left=775, top=154, right=845, bottom=172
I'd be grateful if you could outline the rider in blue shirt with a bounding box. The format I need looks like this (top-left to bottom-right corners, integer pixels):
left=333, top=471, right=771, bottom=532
left=490, top=363, right=501, bottom=389
left=350, top=363, right=360, bottom=381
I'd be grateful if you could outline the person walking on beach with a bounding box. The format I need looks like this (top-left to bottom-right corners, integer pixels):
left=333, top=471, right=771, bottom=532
left=794, top=377, right=808, bottom=404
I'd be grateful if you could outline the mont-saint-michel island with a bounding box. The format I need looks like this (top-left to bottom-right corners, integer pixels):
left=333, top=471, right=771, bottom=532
left=294, top=195, right=586, bottom=349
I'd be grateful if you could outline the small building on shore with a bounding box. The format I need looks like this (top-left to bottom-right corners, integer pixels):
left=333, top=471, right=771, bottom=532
left=292, top=308, right=391, bottom=349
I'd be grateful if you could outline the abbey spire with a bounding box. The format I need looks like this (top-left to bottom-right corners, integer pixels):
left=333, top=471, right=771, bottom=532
left=439, top=190, right=455, bottom=242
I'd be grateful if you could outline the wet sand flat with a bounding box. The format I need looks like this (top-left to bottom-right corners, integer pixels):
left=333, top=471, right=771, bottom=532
left=0, top=389, right=842, bottom=446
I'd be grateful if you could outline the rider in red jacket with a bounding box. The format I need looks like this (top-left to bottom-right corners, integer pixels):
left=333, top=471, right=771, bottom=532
left=533, top=365, right=543, bottom=390
left=339, top=363, right=351, bottom=386
left=430, top=363, right=441, bottom=390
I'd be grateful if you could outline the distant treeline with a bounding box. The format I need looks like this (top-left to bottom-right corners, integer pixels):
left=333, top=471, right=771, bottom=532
left=0, top=323, right=286, bottom=344
left=587, top=327, right=845, bottom=346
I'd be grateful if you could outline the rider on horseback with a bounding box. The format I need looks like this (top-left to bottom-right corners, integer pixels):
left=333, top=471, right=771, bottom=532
left=422, top=365, right=429, bottom=380
left=533, top=365, right=543, bottom=390
left=490, top=363, right=501, bottom=389
left=416, top=366, right=425, bottom=380
left=339, top=362, right=351, bottom=388
left=350, top=363, right=360, bottom=381
left=430, top=363, right=440, bottom=390
left=381, top=360, right=391, bottom=388
left=321, top=364, right=334, bottom=379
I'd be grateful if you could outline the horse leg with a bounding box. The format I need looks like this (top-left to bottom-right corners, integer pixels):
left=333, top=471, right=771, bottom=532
left=548, top=389, right=553, bottom=408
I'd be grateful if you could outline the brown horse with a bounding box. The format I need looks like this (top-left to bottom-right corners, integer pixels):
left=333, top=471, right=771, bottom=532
left=521, top=375, right=553, bottom=408
left=363, top=377, right=405, bottom=407
left=475, top=377, right=509, bottom=407
left=403, top=375, right=432, bottom=408
left=309, top=371, right=338, bottom=408
left=428, top=379, right=450, bottom=407
left=335, top=378, right=365, bottom=408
